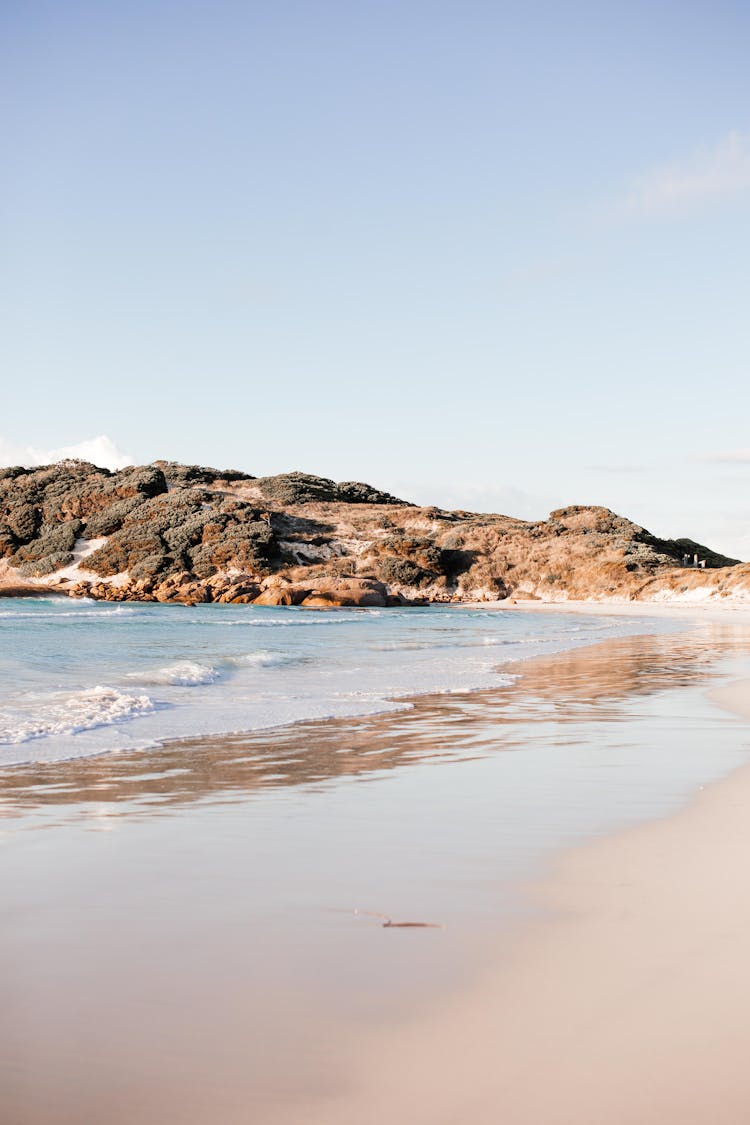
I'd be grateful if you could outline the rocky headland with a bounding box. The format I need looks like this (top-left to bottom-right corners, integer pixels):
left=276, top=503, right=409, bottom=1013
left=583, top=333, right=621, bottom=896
left=0, top=459, right=746, bottom=606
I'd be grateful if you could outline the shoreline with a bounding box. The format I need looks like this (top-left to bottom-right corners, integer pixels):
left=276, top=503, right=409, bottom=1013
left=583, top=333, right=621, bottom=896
left=0, top=597, right=690, bottom=770
left=0, top=622, right=706, bottom=789
left=3, top=574, right=750, bottom=612
left=0, top=599, right=745, bottom=777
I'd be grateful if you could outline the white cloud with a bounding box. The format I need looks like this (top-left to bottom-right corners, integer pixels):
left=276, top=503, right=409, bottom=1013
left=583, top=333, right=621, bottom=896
left=619, top=130, right=750, bottom=218
left=0, top=435, right=135, bottom=471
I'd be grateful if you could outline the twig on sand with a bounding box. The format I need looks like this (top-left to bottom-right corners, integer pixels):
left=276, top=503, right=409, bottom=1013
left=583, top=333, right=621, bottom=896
left=354, top=908, right=444, bottom=929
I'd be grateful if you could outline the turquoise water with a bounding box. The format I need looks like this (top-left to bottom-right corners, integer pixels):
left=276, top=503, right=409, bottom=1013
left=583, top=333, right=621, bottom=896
left=0, top=598, right=676, bottom=765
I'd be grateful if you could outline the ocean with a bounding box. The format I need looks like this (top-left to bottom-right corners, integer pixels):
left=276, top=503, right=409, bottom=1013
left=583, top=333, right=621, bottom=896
left=0, top=597, right=677, bottom=765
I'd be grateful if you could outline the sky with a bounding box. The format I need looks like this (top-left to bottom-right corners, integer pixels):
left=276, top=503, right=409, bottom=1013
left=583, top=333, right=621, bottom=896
left=2, top=1, right=750, bottom=557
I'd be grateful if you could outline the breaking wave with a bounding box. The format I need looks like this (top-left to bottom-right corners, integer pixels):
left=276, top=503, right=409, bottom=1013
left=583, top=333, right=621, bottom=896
left=134, top=661, right=220, bottom=686
left=0, top=606, right=138, bottom=620
left=226, top=650, right=305, bottom=669
left=0, top=686, right=154, bottom=745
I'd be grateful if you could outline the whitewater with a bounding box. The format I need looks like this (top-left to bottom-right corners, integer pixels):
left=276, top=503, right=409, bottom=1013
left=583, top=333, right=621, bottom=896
left=0, top=598, right=680, bottom=766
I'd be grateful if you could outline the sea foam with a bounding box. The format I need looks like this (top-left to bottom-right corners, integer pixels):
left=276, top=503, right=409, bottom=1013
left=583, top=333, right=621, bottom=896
left=0, top=686, right=154, bottom=744
left=134, top=661, right=219, bottom=686
left=227, top=650, right=305, bottom=668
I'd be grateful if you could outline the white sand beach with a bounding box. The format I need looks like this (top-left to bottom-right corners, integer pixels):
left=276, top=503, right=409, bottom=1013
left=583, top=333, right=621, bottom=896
left=282, top=670, right=750, bottom=1125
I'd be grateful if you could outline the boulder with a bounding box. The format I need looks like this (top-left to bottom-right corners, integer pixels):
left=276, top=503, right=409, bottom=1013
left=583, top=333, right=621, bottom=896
left=217, top=582, right=261, bottom=603
left=298, top=578, right=387, bottom=608
left=299, top=592, right=350, bottom=607
left=254, top=588, right=294, bottom=606
left=259, top=575, right=292, bottom=590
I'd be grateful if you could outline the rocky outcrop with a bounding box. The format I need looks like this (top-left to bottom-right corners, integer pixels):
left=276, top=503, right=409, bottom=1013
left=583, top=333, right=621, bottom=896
left=0, top=460, right=744, bottom=605
left=255, top=471, right=409, bottom=507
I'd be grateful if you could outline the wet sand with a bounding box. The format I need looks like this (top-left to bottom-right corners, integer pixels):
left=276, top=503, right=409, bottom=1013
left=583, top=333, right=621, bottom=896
left=296, top=673, right=750, bottom=1125
left=3, top=618, right=750, bottom=1123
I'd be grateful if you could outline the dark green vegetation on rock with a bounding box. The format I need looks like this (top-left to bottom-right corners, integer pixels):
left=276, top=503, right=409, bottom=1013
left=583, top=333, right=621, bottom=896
left=256, top=471, right=409, bottom=507
left=0, top=461, right=278, bottom=584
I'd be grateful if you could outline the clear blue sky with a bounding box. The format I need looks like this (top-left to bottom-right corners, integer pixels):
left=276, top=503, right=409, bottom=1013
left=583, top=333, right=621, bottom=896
left=3, top=1, right=750, bottom=556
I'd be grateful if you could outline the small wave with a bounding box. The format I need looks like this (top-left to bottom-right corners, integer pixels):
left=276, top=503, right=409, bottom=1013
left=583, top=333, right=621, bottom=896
left=227, top=650, right=305, bottom=669
left=0, top=686, right=154, bottom=745
left=0, top=606, right=138, bottom=621
left=133, top=661, right=219, bottom=686
left=185, top=614, right=367, bottom=628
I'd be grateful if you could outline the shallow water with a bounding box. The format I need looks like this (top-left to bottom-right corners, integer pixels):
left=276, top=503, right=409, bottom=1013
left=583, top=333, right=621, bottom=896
left=0, top=598, right=675, bottom=764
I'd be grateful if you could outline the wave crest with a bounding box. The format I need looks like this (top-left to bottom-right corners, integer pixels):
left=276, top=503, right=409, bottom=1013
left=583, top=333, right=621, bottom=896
left=228, top=650, right=304, bottom=669
left=135, top=661, right=219, bottom=686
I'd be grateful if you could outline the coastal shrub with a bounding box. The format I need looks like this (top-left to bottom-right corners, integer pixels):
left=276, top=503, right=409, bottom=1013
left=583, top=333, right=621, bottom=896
left=86, top=530, right=166, bottom=577
left=159, top=462, right=224, bottom=486
left=84, top=496, right=142, bottom=537
left=213, top=496, right=264, bottom=520
left=438, top=548, right=476, bottom=581
left=219, top=469, right=257, bottom=483
left=0, top=527, right=18, bottom=557
left=5, top=503, right=40, bottom=543
left=187, top=544, right=219, bottom=578
left=16, top=551, right=74, bottom=577
left=257, top=473, right=341, bottom=505
left=108, top=465, right=167, bottom=500
left=52, top=466, right=168, bottom=525
left=129, top=553, right=171, bottom=582
left=156, top=461, right=255, bottom=486
left=410, top=542, right=443, bottom=571
left=457, top=561, right=509, bottom=597
left=39, top=472, right=106, bottom=521
left=258, top=472, right=407, bottom=506
left=191, top=520, right=277, bottom=576
left=380, top=536, right=471, bottom=582
left=68, top=481, right=279, bottom=580
left=129, top=492, right=204, bottom=536
left=0, top=463, right=109, bottom=526
left=336, top=480, right=408, bottom=505
left=13, top=520, right=82, bottom=563
left=378, top=556, right=434, bottom=587
left=163, top=511, right=211, bottom=554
